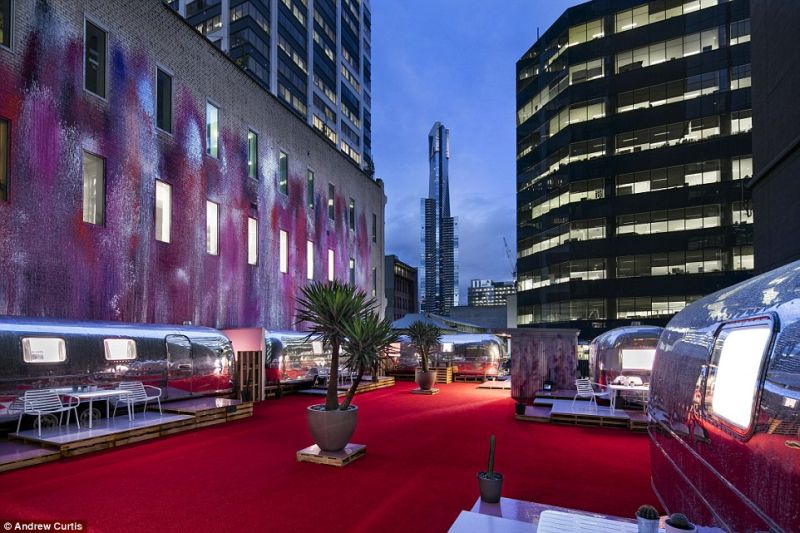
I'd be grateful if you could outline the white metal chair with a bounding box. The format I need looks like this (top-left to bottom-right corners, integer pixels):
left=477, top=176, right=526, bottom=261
left=112, top=381, right=162, bottom=419
left=16, top=390, right=81, bottom=436
left=571, top=378, right=610, bottom=411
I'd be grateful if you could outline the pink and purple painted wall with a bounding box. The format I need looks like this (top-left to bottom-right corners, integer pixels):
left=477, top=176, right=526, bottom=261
left=0, top=0, right=385, bottom=329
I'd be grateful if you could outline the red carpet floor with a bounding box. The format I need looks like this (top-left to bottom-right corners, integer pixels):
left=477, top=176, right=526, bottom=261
left=0, top=382, right=657, bottom=532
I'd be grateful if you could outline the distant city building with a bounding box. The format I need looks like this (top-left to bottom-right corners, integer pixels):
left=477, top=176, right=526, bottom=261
left=385, top=255, right=418, bottom=322
left=420, top=122, right=459, bottom=315
left=468, top=279, right=516, bottom=307
left=167, top=0, right=372, bottom=170
left=750, top=2, right=800, bottom=272
left=516, top=0, right=753, bottom=338
left=449, top=306, right=508, bottom=330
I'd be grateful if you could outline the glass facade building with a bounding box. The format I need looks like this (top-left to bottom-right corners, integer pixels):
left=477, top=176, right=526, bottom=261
left=468, top=279, right=516, bottom=307
left=168, top=0, right=372, bottom=169
left=516, top=0, right=753, bottom=338
left=420, top=122, right=459, bottom=315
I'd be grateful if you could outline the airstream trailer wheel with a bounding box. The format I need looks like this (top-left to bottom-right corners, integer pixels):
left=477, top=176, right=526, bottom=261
left=39, top=414, right=59, bottom=430
left=79, top=407, right=102, bottom=426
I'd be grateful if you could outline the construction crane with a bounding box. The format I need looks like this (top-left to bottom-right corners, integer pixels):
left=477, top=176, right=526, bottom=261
left=503, top=237, right=517, bottom=281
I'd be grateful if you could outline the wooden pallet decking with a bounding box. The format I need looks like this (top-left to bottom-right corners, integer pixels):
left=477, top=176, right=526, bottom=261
left=297, top=377, right=396, bottom=397
left=158, top=397, right=254, bottom=427
left=0, top=440, right=61, bottom=472
left=435, top=367, right=453, bottom=384
left=410, top=388, right=439, bottom=395
left=515, top=405, right=551, bottom=423
left=296, top=443, right=366, bottom=467
left=516, top=400, right=649, bottom=431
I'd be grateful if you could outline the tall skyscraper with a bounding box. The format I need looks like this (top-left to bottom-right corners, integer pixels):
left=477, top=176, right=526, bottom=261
left=516, top=0, right=753, bottom=338
left=420, top=122, right=459, bottom=315
left=168, top=0, right=372, bottom=170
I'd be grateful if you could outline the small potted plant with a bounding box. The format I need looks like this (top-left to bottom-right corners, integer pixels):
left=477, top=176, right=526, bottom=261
left=477, top=435, right=503, bottom=503
left=665, top=513, right=696, bottom=533
left=406, top=321, right=441, bottom=391
left=514, top=402, right=526, bottom=415
left=635, top=504, right=660, bottom=533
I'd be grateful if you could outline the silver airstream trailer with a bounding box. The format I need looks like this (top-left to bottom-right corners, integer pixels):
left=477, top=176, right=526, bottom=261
left=649, top=260, right=800, bottom=532
left=264, top=330, right=330, bottom=383
left=393, top=334, right=508, bottom=378
left=0, top=316, right=234, bottom=428
left=589, top=326, right=663, bottom=385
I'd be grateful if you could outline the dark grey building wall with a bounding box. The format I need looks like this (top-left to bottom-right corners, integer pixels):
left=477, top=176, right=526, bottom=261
left=750, top=1, right=800, bottom=273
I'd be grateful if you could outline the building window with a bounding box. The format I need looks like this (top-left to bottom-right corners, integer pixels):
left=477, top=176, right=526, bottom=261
left=348, top=198, right=355, bottom=231
left=349, top=258, right=355, bottom=285
left=371, top=267, right=377, bottom=296
left=206, top=102, right=219, bottom=158
left=0, top=117, right=8, bottom=202
left=155, top=180, right=171, bottom=243
left=371, top=213, right=377, bottom=243
left=278, top=151, right=288, bottom=195
left=206, top=201, right=219, bottom=255
left=247, top=217, right=258, bottom=265
left=731, top=110, right=752, bottom=135
left=706, top=322, right=772, bottom=431
left=732, top=156, right=753, bottom=181
left=733, top=246, right=754, bottom=270
left=306, top=240, right=314, bottom=280
left=731, top=64, right=751, bottom=90
left=1, top=0, right=12, bottom=49
left=328, top=249, right=335, bottom=281
left=247, top=130, right=258, bottom=179
left=307, top=170, right=315, bottom=208
left=327, top=183, right=335, bottom=220
left=279, top=229, right=288, bottom=273
left=156, top=68, right=172, bottom=133
left=82, top=152, right=105, bottom=225
left=730, top=19, right=751, bottom=46
left=84, top=19, right=106, bottom=98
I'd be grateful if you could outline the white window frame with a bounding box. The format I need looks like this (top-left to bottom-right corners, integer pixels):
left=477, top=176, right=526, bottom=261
left=247, top=128, right=259, bottom=180
left=83, top=14, right=108, bottom=101
left=279, top=229, right=288, bottom=273
left=155, top=64, right=174, bottom=135
left=22, top=337, right=67, bottom=363
left=306, top=240, right=314, bottom=280
left=103, top=338, right=137, bottom=361
left=327, top=249, right=335, bottom=281
left=247, top=217, right=258, bottom=265
left=206, top=200, right=219, bottom=255
left=81, top=151, right=105, bottom=226
left=205, top=100, right=220, bottom=158
left=155, top=180, right=172, bottom=243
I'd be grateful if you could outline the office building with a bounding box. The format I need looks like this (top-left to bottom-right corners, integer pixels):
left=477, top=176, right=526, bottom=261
left=167, top=0, right=372, bottom=170
left=750, top=2, right=800, bottom=272
left=468, top=279, right=516, bottom=307
left=516, top=0, right=753, bottom=338
left=0, top=0, right=385, bottom=329
left=420, top=122, right=459, bottom=315
left=385, top=255, right=418, bottom=322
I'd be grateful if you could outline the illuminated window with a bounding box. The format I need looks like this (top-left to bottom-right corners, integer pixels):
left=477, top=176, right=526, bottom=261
left=156, top=68, right=172, bottom=133
left=206, top=102, right=219, bottom=158
left=247, top=217, right=258, bottom=265
left=0, top=117, right=7, bottom=201
left=730, top=19, right=750, bottom=45
left=84, top=19, right=106, bottom=98
left=307, top=170, right=315, bottom=208
left=621, top=348, right=655, bottom=370
left=155, top=180, right=171, bottom=243
left=306, top=240, right=314, bottom=280
left=22, top=337, right=66, bottom=363
left=371, top=267, right=377, bottom=296
left=206, top=201, right=219, bottom=255
left=278, top=151, right=288, bottom=195
left=82, top=152, right=105, bottom=225
left=707, top=323, right=772, bottom=430
left=327, top=183, right=335, bottom=220
left=327, top=249, right=334, bottom=281
left=104, top=339, right=136, bottom=361
left=279, top=230, right=288, bottom=273
left=0, top=0, right=12, bottom=49
left=349, top=258, right=355, bottom=285
left=247, top=130, right=258, bottom=179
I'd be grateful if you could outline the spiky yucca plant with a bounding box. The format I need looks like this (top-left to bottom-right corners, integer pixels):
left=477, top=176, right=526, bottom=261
left=405, top=321, right=442, bottom=373
left=340, top=312, right=399, bottom=410
left=295, top=280, right=375, bottom=411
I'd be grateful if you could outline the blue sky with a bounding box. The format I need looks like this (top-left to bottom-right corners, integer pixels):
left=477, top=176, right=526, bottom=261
left=372, top=0, right=582, bottom=304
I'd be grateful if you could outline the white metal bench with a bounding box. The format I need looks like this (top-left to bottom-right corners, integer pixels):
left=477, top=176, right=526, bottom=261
left=16, top=389, right=81, bottom=436
left=112, top=381, right=162, bottom=418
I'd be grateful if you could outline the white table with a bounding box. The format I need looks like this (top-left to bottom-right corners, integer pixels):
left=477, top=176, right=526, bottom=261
left=52, top=389, right=133, bottom=429
left=608, top=384, right=650, bottom=412
left=537, top=510, right=644, bottom=532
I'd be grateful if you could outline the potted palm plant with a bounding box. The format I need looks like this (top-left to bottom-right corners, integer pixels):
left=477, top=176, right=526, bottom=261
left=295, top=280, right=388, bottom=452
left=406, top=321, right=441, bottom=391
left=340, top=312, right=399, bottom=410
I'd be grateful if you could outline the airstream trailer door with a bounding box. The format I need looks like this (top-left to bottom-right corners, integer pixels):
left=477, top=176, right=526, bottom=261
left=166, top=334, right=193, bottom=399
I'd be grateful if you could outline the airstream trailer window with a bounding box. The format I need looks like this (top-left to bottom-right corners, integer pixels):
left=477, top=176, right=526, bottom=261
left=621, top=348, right=656, bottom=370
left=104, top=338, right=137, bottom=360
left=706, top=324, right=772, bottom=431
left=22, top=337, right=67, bottom=363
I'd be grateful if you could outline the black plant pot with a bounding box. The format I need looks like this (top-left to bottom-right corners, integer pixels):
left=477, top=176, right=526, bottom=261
left=515, top=402, right=526, bottom=415
left=478, top=472, right=503, bottom=503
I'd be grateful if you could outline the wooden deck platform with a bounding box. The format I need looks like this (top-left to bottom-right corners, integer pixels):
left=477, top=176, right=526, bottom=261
left=158, top=397, right=254, bottom=427
left=516, top=400, right=649, bottom=431
left=0, top=440, right=61, bottom=472
left=296, top=443, right=366, bottom=467
left=476, top=379, right=511, bottom=390
left=296, top=376, right=395, bottom=397
left=410, top=387, right=439, bottom=395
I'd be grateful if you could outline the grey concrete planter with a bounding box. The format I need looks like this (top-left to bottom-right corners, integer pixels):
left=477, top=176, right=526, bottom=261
left=415, top=369, right=437, bottom=390
left=307, top=404, right=358, bottom=452
left=477, top=472, right=503, bottom=503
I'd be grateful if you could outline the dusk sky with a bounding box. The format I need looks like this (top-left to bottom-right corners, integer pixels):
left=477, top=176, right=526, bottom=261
left=372, top=0, right=582, bottom=304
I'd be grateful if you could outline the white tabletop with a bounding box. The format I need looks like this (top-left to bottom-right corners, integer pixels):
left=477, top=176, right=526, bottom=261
left=448, top=511, right=535, bottom=533
left=607, top=384, right=650, bottom=392
left=537, top=510, right=649, bottom=532
left=51, top=388, right=131, bottom=399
